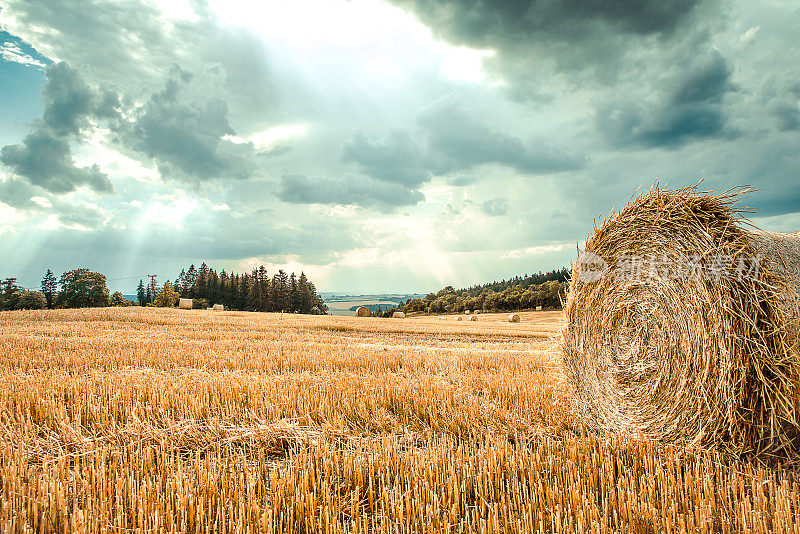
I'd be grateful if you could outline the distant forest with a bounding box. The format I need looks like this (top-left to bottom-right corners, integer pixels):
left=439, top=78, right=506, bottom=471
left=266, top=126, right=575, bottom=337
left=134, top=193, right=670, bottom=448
left=384, top=268, right=570, bottom=316
left=137, top=263, right=327, bottom=314
left=0, top=264, right=327, bottom=314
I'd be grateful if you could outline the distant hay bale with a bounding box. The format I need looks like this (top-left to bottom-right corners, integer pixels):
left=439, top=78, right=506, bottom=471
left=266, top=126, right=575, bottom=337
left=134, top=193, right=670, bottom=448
left=469, top=315, right=478, bottom=321
left=562, top=186, right=800, bottom=461
left=455, top=316, right=463, bottom=321
left=535, top=305, right=543, bottom=311
left=212, top=304, right=224, bottom=311
left=178, top=298, right=193, bottom=310
left=508, top=313, right=520, bottom=323
left=392, top=311, right=405, bottom=319
left=355, top=306, right=370, bottom=317
left=464, top=310, right=470, bottom=315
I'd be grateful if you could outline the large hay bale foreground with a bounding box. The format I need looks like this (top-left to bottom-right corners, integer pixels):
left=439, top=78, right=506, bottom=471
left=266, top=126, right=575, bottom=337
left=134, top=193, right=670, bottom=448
left=355, top=306, right=370, bottom=317
left=178, top=298, right=193, bottom=310
left=469, top=315, right=478, bottom=321
left=508, top=313, right=520, bottom=323
left=563, top=186, right=800, bottom=461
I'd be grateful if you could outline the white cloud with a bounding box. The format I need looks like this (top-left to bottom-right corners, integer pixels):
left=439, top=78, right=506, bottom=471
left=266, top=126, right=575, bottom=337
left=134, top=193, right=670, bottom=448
left=737, top=26, right=760, bottom=48
left=501, top=243, right=573, bottom=259
left=30, top=196, right=52, bottom=208
left=224, top=124, right=308, bottom=150
left=440, top=47, right=495, bottom=83
left=0, top=40, right=46, bottom=68
left=139, top=196, right=198, bottom=228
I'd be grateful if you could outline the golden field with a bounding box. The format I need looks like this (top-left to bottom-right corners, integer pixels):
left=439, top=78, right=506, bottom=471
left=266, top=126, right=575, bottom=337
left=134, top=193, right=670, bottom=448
left=0, top=307, right=798, bottom=533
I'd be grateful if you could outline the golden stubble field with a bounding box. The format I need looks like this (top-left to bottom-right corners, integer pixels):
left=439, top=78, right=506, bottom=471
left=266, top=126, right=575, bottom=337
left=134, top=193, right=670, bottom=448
left=0, top=307, right=798, bottom=533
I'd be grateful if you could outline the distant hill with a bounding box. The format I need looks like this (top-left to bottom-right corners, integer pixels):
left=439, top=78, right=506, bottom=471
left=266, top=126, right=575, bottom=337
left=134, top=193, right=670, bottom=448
left=399, top=268, right=570, bottom=314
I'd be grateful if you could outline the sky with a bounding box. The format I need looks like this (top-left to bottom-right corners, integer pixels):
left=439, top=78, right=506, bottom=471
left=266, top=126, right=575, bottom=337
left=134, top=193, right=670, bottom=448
left=0, top=0, right=799, bottom=294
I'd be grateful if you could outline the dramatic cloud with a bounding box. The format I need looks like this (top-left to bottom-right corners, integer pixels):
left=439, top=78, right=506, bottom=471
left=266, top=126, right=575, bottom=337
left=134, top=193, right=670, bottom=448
left=342, top=129, right=431, bottom=187
left=596, top=50, right=736, bottom=148
left=1, top=0, right=799, bottom=294
left=1, top=129, right=113, bottom=194
left=114, top=66, right=257, bottom=184
left=0, top=62, right=114, bottom=194
left=337, top=99, right=585, bottom=205
left=277, top=174, right=425, bottom=209
left=418, top=100, right=585, bottom=173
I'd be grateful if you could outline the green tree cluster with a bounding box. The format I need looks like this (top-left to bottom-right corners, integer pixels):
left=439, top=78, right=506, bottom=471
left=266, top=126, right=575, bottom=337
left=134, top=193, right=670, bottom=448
left=398, top=268, right=569, bottom=314
left=153, top=282, right=180, bottom=307
left=56, top=269, right=110, bottom=308
left=155, top=263, right=327, bottom=314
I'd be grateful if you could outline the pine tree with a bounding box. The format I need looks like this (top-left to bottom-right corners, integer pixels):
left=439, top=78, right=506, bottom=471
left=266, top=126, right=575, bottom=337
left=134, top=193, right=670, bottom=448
left=185, top=265, right=198, bottom=298
left=298, top=272, right=311, bottom=313
left=289, top=272, right=299, bottom=312
left=136, top=279, right=146, bottom=306
left=41, top=269, right=58, bottom=309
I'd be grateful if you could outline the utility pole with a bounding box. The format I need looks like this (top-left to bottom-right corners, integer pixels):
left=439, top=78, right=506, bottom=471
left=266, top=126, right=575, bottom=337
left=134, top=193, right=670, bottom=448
left=147, top=274, right=158, bottom=304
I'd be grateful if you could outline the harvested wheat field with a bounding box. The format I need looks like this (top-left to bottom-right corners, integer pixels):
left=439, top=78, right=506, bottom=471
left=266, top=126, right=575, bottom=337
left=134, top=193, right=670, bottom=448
left=1, top=307, right=799, bottom=532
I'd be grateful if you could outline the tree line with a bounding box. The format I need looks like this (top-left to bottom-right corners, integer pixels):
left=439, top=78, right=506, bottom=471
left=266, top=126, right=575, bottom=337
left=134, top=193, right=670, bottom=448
left=135, top=263, right=327, bottom=314
left=372, top=268, right=570, bottom=316
left=0, top=264, right=327, bottom=314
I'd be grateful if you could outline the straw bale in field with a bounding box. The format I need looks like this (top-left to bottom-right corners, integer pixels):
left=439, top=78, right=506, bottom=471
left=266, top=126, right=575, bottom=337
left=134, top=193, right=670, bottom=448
left=455, top=316, right=463, bottom=321
left=179, top=298, right=193, bottom=310
left=212, top=304, right=223, bottom=311
left=508, top=313, right=520, bottom=323
left=563, top=186, right=800, bottom=461
left=392, top=311, right=405, bottom=318
left=355, top=306, right=370, bottom=317
left=536, top=305, right=543, bottom=311
left=469, top=315, right=478, bottom=321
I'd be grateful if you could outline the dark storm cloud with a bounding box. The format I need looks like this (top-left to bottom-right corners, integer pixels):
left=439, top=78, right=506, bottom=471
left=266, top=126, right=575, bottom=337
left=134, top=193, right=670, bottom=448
left=391, top=0, right=710, bottom=87
left=671, top=51, right=732, bottom=105
left=418, top=100, right=586, bottom=174
left=277, top=174, right=424, bottom=209
left=0, top=62, right=114, bottom=194
left=113, top=65, right=257, bottom=184
left=339, top=99, right=584, bottom=197
left=40, top=61, right=95, bottom=135
left=596, top=50, right=736, bottom=148
left=762, top=77, right=800, bottom=132
left=392, top=0, right=700, bottom=48
left=1, top=129, right=113, bottom=194
left=341, top=129, right=431, bottom=187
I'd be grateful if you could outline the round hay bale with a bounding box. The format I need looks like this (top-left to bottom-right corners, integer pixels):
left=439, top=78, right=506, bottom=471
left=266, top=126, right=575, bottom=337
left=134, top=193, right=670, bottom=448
left=535, top=305, right=543, bottom=311
left=454, top=316, right=463, bottom=321
left=508, top=313, right=520, bottom=323
left=355, top=306, right=370, bottom=317
left=563, top=186, right=800, bottom=461
left=178, top=298, right=193, bottom=310
left=469, top=315, right=478, bottom=321
left=464, top=310, right=471, bottom=315
left=212, top=304, right=224, bottom=311
left=392, top=311, right=405, bottom=319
